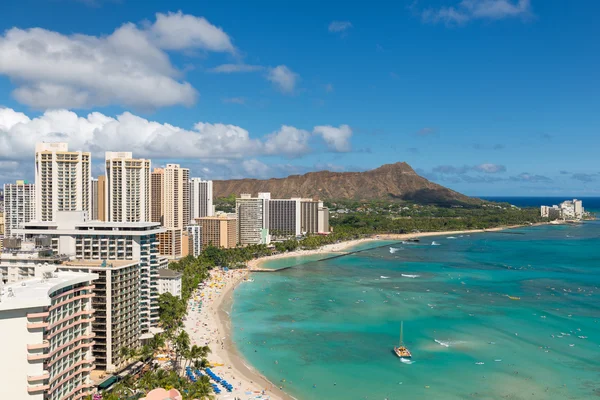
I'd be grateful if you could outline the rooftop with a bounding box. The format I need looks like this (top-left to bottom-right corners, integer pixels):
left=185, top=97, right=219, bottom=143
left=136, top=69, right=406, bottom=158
left=62, top=259, right=139, bottom=268
left=157, top=268, right=182, bottom=279
left=0, top=270, right=98, bottom=312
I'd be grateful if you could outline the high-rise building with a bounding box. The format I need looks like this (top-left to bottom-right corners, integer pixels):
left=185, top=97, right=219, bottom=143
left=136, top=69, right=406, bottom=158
left=35, top=142, right=91, bottom=222
left=157, top=228, right=182, bottom=260
left=91, top=178, right=98, bottom=220
left=3, top=180, right=35, bottom=238
left=15, top=211, right=167, bottom=335
left=269, top=198, right=301, bottom=238
left=185, top=224, right=202, bottom=256
left=151, top=168, right=164, bottom=224
left=196, top=215, right=237, bottom=248
left=0, top=269, right=98, bottom=400
left=163, top=164, right=190, bottom=230
left=236, top=193, right=270, bottom=245
left=105, top=152, right=151, bottom=223
left=300, top=199, right=329, bottom=234
left=189, top=178, right=214, bottom=221
left=97, top=175, right=106, bottom=221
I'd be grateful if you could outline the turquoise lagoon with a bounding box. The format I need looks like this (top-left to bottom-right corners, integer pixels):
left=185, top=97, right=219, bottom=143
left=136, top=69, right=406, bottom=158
left=230, top=223, right=600, bottom=399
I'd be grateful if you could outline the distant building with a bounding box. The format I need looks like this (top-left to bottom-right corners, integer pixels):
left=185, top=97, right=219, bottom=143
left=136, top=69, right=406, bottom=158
left=97, top=175, right=106, bottom=221
left=0, top=269, right=98, bottom=399
left=3, top=180, right=35, bottom=238
left=151, top=168, right=164, bottom=224
left=158, top=227, right=183, bottom=259
left=541, top=199, right=584, bottom=220
left=540, top=205, right=550, bottom=218
left=196, top=214, right=237, bottom=248
left=157, top=268, right=182, bottom=298
left=236, top=193, right=270, bottom=245
left=35, top=142, right=91, bottom=222
left=91, top=178, right=98, bottom=220
left=269, top=198, right=301, bottom=237
left=189, top=178, right=214, bottom=221
left=300, top=199, right=330, bottom=234
left=163, top=164, right=190, bottom=229
left=105, top=151, right=151, bottom=223
left=186, top=224, right=202, bottom=256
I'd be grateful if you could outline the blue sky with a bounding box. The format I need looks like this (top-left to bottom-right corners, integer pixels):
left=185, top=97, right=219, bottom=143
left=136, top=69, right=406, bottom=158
left=0, top=0, right=598, bottom=196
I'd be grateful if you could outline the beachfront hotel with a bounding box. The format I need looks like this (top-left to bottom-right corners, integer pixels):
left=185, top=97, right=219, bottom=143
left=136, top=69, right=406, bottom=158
left=300, top=199, right=330, bottom=234
left=14, top=211, right=167, bottom=335
left=0, top=268, right=99, bottom=400
left=541, top=199, right=584, bottom=220
left=3, top=179, right=35, bottom=238
left=268, top=198, right=302, bottom=237
left=195, top=214, right=237, bottom=248
left=236, top=193, right=271, bottom=245
left=35, top=142, right=91, bottom=222
left=189, top=177, right=214, bottom=221
left=105, top=152, right=152, bottom=223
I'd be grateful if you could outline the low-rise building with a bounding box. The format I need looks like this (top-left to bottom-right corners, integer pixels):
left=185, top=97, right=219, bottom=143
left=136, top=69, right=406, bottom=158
left=157, top=268, right=182, bottom=298
left=0, top=268, right=98, bottom=400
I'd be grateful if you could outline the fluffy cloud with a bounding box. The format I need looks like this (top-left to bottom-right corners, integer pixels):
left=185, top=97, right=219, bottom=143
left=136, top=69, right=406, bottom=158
left=422, top=0, right=531, bottom=25
left=328, top=21, right=353, bottom=33
left=264, top=126, right=311, bottom=156
left=0, top=108, right=350, bottom=168
left=149, top=11, right=234, bottom=52
left=267, top=65, right=298, bottom=93
left=313, top=125, right=352, bottom=152
left=0, top=12, right=234, bottom=109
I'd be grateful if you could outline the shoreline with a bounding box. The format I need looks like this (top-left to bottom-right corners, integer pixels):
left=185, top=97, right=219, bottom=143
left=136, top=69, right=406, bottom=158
left=186, top=223, right=555, bottom=400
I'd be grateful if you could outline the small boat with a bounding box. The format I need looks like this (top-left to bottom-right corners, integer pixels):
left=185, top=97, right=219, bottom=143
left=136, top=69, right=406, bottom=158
left=507, top=295, right=520, bottom=300
left=393, top=321, right=412, bottom=358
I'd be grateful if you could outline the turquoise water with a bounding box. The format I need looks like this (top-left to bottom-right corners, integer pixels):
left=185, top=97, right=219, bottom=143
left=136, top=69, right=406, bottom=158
left=231, top=223, right=600, bottom=399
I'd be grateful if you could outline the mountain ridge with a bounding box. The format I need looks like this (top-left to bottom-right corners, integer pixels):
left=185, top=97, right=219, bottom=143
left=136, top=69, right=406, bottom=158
left=213, top=162, right=479, bottom=205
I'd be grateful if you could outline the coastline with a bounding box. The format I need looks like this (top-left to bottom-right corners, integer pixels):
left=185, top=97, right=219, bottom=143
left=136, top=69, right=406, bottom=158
left=186, top=223, right=553, bottom=400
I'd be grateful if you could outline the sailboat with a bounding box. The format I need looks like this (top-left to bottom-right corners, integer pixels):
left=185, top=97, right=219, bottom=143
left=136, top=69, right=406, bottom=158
left=393, top=321, right=412, bottom=358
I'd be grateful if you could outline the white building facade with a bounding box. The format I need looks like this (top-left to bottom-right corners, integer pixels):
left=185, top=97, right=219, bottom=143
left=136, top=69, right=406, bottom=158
left=3, top=180, right=35, bottom=238
left=157, top=268, right=182, bottom=298
left=189, top=178, right=214, bottom=221
left=0, top=270, right=98, bottom=400
left=236, top=193, right=271, bottom=245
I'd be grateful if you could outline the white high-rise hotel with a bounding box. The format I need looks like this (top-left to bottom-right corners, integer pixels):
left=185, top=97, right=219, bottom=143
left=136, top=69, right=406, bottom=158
left=105, top=151, right=151, bottom=223
left=35, top=143, right=91, bottom=222
left=189, top=177, right=213, bottom=221
left=3, top=180, right=35, bottom=238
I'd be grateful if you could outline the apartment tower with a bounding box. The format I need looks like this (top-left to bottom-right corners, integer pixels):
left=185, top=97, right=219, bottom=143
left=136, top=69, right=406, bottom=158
left=196, top=215, right=237, bottom=248
left=34, top=142, right=91, bottom=222
left=3, top=180, right=35, bottom=238
left=236, top=193, right=270, bottom=245
left=105, top=152, right=151, bottom=222
left=150, top=168, right=164, bottom=224
left=189, top=178, right=214, bottom=221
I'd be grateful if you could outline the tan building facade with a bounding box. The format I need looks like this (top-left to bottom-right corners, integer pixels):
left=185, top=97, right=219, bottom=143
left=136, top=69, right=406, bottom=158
left=105, top=152, right=151, bottom=223
left=97, top=175, right=106, bottom=221
left=150, top=168, right=164, bottom=224
left=35, top=142, right=91, bottom=222
left=163, top=164, right=190, bottom=230
left=157, top=228, right=182, bottom=259
left=196, top=215, right=237, bottom=248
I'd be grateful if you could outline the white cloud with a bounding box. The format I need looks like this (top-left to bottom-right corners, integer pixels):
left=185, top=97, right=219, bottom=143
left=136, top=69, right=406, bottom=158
left=208, top=64, right=265, bottom=73
left=473, top=163, right=506, bottom=173
left=328, top=21, right=353, bottom=33
left=0, top=12, right=235, bottom=109
left=267, top=65, right=298, bottom=94
left=264, top=126, right=311, bottom=156
left=313, top=124, right=352, bottom=152
left=422, top=0, right=531, bottom=25
left=241, top=159, right=272, bottom=178
left=149, top=11, right=235, bottom=52
left=0, top=108, right=350, bottom=171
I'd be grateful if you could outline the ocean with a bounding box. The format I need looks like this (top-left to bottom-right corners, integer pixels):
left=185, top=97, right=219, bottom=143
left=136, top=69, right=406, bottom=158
left=230, top=222, right=600, bottom=400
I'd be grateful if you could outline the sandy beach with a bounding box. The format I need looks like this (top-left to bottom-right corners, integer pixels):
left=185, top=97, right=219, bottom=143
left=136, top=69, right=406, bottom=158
left=183, top=224, right=539, bottom=400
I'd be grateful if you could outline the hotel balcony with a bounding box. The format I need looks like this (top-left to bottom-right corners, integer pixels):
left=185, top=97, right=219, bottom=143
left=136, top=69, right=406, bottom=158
left=27, top=371, right=50, bottom=383
left=27, top=340, right=50, bottom=351
left=27, top=321, right=49, bottom=330
left=27, top=311, right=50, bottom=320
left=27, top=352, right=49, bottom=361
left=27, top=384, right=50, bottom=393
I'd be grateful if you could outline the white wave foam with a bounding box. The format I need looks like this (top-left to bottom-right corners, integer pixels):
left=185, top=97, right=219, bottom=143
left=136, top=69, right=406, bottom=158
left=435, top=339, right=450, bottom=347
left=431, top=241, right=441, bottom=246
left=402, top=274, right=420, bottom=278
left=447, top=236, right=457, bottom=239
left=400, top=358, right=414, bottom=364
left=389, top=247, right=402, bottom=254
left=380, top=276, right=390, bottom=279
